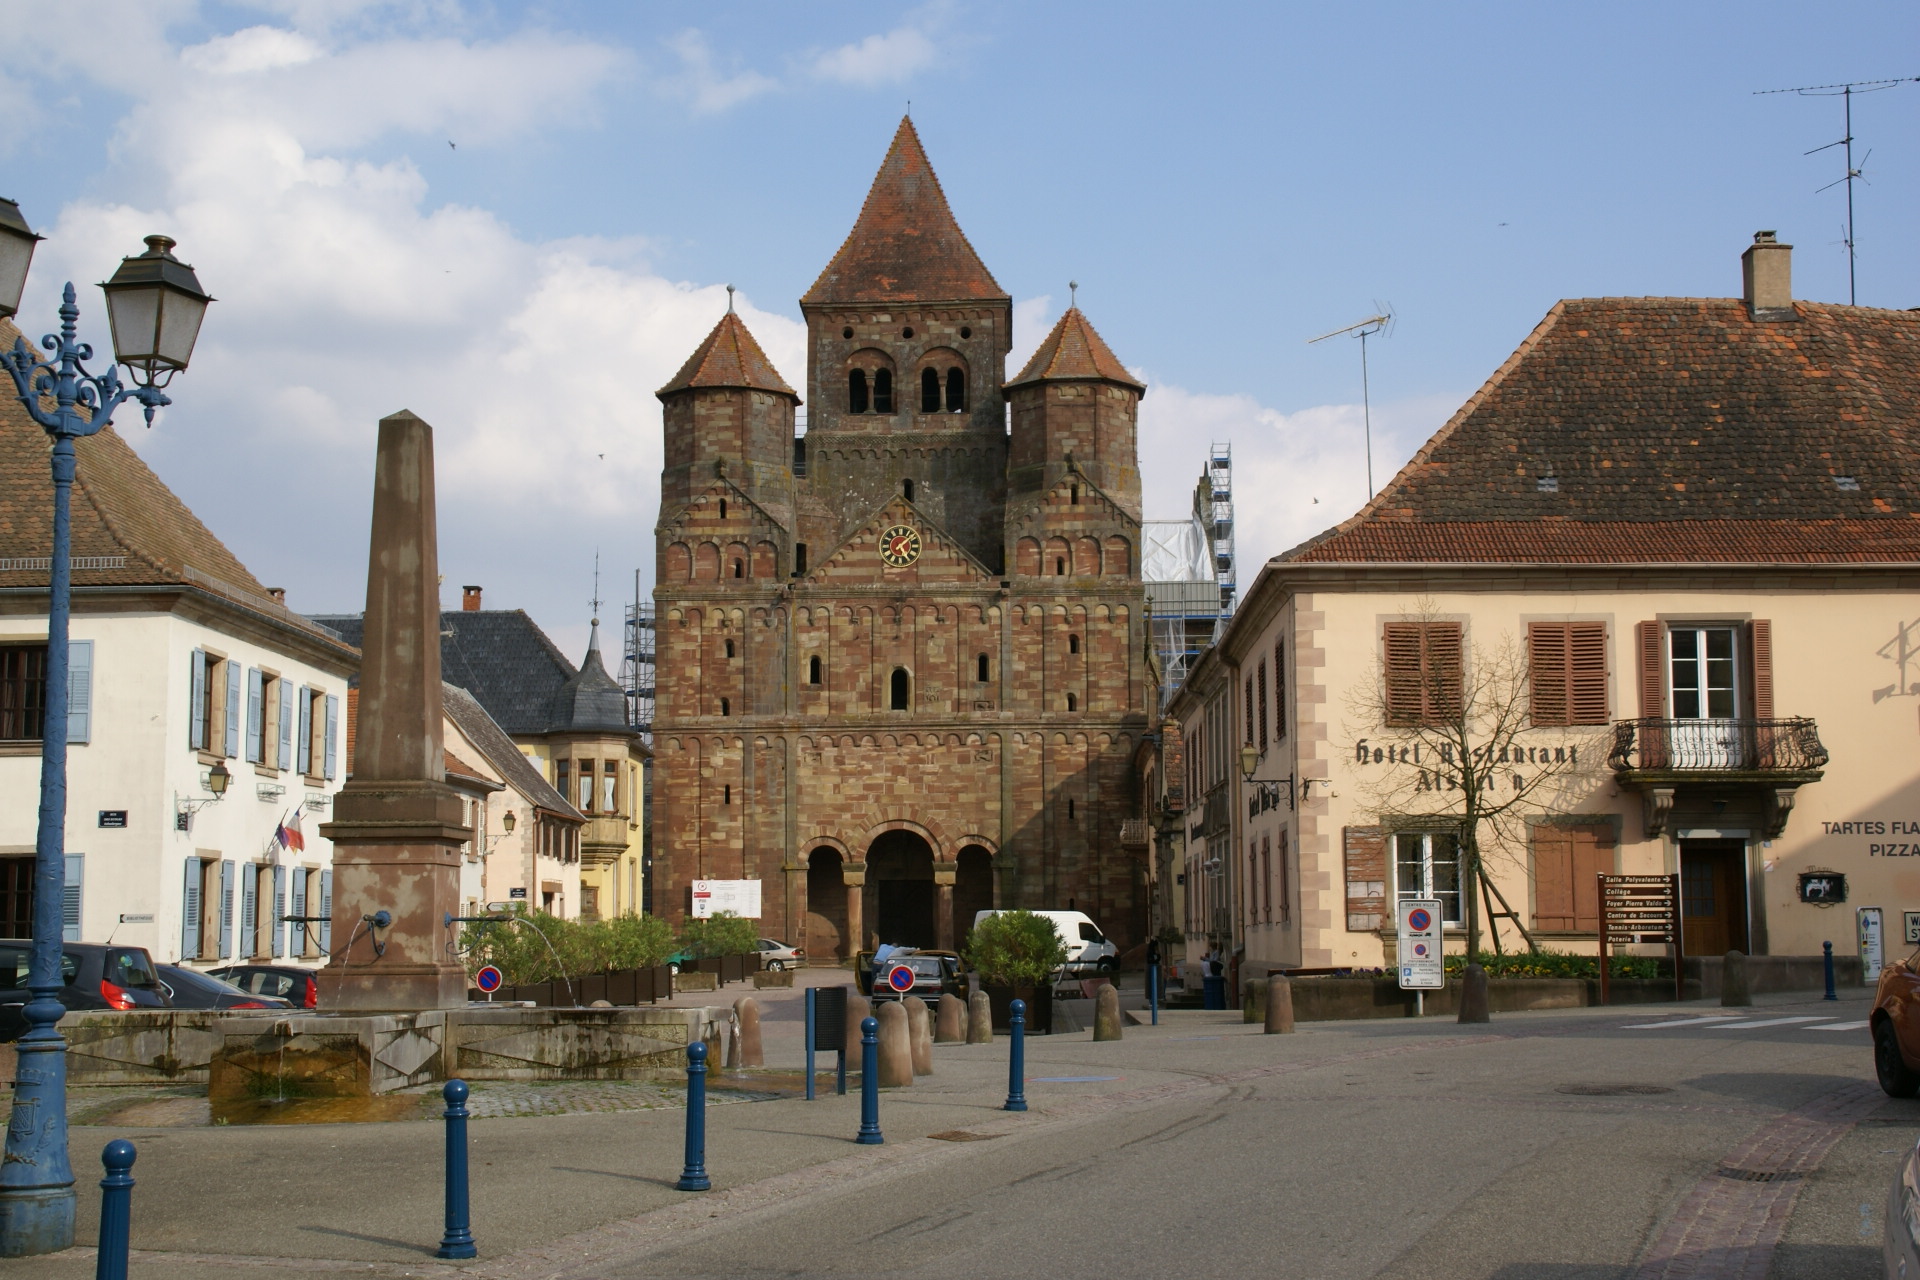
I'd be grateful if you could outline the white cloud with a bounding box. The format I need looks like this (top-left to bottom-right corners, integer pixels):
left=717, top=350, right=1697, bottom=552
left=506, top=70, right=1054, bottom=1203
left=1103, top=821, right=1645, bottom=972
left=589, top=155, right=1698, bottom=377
left=661, top=29, right=778, bottom=115
left=182, top=25, right=324, bottom=74
left=810, top=23, right=939, bottom=88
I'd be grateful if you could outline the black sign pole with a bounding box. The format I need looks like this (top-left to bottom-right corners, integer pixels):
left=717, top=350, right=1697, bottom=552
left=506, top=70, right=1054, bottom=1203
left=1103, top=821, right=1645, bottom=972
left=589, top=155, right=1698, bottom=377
left=1670, top=872, right=1683, bottom=1002
left=1598, top=872, right=1610, bottom=1006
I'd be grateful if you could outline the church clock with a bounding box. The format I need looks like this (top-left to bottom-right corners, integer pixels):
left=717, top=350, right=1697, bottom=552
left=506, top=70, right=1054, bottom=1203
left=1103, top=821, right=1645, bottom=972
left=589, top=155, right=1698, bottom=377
left=879, top=524, right=922, bottom=567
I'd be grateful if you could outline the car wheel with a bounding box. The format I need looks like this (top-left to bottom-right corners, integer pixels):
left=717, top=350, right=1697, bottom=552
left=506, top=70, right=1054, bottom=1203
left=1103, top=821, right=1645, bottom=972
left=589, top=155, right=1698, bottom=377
left=768, top=960, right=785, bottom=972
left=1097, top=958, right=1117, bottom=975
left=1875, top=1019, right=1920, bottom=1097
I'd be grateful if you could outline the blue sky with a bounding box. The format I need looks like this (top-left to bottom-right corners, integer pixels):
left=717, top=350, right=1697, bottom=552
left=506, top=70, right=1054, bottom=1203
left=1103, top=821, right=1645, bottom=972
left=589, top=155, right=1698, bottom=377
left=3, top=1, right=1915, bottom=660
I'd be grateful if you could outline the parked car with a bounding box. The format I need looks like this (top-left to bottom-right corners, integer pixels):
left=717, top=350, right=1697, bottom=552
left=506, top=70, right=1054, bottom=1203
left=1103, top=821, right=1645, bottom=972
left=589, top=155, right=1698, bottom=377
left=1873, top=949, right=1920, bottom=1095
left=211, top=964, right=319, bottom=1009
left=858, top=948, right=966, bottom=1003
left=757, top=938, right=804, bottom=971
left=0, top=940, right=169, bottom=1041
left=1887, top=1134, right=1920, bottom=1276
left=971, top=909, right=1118, bottom=976
left=156, top=964, right=291, bottom=1011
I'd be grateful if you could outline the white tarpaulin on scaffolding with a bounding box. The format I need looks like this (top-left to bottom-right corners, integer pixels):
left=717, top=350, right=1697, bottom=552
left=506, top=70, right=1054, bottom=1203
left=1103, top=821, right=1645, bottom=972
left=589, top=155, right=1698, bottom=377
left=1141, top=517, right=1212, bottom=583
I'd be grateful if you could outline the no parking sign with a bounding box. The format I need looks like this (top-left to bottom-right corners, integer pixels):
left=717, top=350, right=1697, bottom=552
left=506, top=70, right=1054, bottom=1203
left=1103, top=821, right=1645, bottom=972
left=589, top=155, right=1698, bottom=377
left=475, top=965, right=504, bottom=997
left=1397, top=899, right=1444, bottom=990
left=886, top=964, right=916, bottom=993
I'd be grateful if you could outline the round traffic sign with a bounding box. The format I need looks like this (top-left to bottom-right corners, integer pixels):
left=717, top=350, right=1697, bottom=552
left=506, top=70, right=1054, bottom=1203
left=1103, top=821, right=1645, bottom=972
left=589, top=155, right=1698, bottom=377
left=1413, top=943, right=1429, bottom=957
left=1408, top=908, right=1432, bottom=932
left=475, top=965, right=504, bottom=993
left=886, top=964, right=916, bottom=993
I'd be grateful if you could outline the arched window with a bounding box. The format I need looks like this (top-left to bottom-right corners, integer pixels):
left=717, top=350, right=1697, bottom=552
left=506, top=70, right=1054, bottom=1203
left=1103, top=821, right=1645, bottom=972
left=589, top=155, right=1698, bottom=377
left=732, top=559, right=744, bottom=579
left=718, top=498, right=727, bottom=519
left=1069, top=484, right=1080, bottom=505
left=1067, top=798, right=1076, bottom=819
left=873, top=369, right=893, bottom=413
left=724, top=639, right=735, bottom=658
left=977, top=654, right=990, bottom=682
left=903, top=478, right=915, bottom=502
left=1066, top=693, right=1078, bottom=712
left=921, top=368, right=940, bottom=413
left=808, top=655, right=822, bottom=685
left=848, top=369, right=869, bottom=414
left=1055, top=557, right=1066, bottom=576
left=723, top=784, right=731, bottom=805
left=890, top=668, right=910, bottom=711
left=1069, top=634, right=1080, bottom=654
left=946, top=367, right=966, bottom=412
left=719, top=697, right=731, bottom=717
left=794, top=543, right=808, bottom=575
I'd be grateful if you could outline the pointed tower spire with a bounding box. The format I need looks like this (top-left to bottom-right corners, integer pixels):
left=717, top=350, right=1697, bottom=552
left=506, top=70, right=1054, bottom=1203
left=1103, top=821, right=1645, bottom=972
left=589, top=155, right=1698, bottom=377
left=1007, top=308, right=1146, bottom=393
left=657, top=311, right=797, bottom=399
left=802, top=117, right=1008, bottom=306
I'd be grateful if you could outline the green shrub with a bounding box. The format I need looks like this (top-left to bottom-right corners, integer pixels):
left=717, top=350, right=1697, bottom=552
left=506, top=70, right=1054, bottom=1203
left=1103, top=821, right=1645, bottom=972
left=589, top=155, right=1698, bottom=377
left=1441, top=949, right=1664, bottom=980
left=677, top=911, right=759, bottom=960
left=462, top=910, right=678, bottom=983
left=966, top=910, right=1069, bottom=987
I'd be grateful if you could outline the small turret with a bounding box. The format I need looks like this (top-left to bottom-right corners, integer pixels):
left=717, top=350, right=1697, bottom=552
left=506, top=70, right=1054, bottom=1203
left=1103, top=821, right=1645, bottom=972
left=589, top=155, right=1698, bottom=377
left=657, top=310, right=799, bottom=528
left=1005, top=307, right=1144, bottom=519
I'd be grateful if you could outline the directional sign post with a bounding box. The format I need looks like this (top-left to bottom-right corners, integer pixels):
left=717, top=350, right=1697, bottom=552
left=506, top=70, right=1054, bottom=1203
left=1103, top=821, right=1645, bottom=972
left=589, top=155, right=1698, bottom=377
left=1597, top=873, right=1682, bottom=1004
left=1397, top=899, right=1444, bottom=1015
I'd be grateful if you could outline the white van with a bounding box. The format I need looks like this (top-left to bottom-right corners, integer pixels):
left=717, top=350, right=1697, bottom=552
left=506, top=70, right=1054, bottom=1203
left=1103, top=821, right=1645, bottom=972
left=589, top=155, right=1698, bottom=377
left=972, top=909, right=1117, bottom=976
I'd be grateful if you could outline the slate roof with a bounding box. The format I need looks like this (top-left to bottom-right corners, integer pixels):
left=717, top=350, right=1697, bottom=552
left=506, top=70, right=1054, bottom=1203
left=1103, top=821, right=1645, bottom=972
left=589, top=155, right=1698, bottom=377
left=1006, top=307, right=1145, bottom=393
left=656, top=311, right=797, bottom=400
left=801, top=117, right=1008, bottom=307
left=1288, top=298, right=1920, bottom=564
left=443, top=683, right=582, bottom=821
left=0, top=318, right=351, bottom=652
left=549, top=621, right=633, bottom=735
left=310, top=609, right=576, bottom=736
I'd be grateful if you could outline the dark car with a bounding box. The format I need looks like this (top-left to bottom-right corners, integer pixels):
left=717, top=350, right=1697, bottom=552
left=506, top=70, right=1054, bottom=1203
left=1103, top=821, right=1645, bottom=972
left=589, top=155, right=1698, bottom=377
left=859, top=949, right=967, bottom=1003
left=0, top=940, right=169, bottom=1041
left=211, top=964, right=319, bottom=1009
left=156, top=964, right=291, bottom=1011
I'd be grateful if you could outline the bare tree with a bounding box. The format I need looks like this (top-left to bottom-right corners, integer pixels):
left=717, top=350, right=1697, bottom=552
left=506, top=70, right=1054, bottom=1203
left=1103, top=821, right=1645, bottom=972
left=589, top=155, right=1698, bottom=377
left=1344, top=602, right=1605, bottom=958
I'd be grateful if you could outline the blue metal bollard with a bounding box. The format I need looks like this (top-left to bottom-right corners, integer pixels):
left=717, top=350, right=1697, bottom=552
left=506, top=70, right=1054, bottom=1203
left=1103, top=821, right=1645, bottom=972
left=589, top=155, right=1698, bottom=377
left=94, top=1140, right=135, bottom=1280
left=1149, top=963, right=1160, bottom=1026
left=1004, top=998, right=1028, bottom=1112
left=436, top=1080, right=477, bottom=1259
left=1824, top=940, right=1838, bottom=1001
left=805, top=988, right=818, bottom=1101
left=856, top=1016, right=883, bottom=1144
left=677, top=1040, right=712, bottom=1190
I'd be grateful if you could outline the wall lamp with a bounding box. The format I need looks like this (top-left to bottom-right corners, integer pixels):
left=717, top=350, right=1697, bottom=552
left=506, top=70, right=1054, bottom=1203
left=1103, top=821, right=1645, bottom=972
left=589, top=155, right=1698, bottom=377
left=1239, top=745, right=1295, bottom=812
left=173, top=760, right=231, bottom=831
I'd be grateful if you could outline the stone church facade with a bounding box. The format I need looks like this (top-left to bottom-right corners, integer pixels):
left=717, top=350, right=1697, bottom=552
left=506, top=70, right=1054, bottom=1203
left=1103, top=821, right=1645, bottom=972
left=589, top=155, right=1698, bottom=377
left=652, top=119, right=1154, bottom=958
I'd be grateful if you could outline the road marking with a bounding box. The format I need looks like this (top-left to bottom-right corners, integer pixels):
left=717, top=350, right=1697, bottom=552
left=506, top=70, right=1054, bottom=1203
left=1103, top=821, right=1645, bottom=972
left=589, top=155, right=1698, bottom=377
left=1707, top=1016, right=1828, bottom=1029
left=1031, top=1076, right=1119, bottom=1083
left=1805, top=1020, right=1870, bottom=1032
left=1620, top=1016, right=1743, bottom=1029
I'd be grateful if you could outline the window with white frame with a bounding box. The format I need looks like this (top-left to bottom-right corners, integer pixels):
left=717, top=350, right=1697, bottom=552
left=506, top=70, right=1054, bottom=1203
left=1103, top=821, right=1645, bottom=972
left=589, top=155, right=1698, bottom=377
left=1394, top=830, right=1462, bottom=926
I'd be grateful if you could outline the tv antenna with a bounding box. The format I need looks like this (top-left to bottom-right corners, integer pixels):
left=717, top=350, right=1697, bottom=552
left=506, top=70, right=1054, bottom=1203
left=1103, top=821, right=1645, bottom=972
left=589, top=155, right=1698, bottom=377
left=1308, top=306, right=1394, bottom=499
left=590, top=550, right=602, bottom=622
left=1755, top=77, right=1918, bottom=304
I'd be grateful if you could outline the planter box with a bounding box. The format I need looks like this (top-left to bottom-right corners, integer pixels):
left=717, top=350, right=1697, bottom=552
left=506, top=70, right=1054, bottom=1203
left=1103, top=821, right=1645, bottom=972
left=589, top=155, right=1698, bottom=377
left=983, top=984, right=1054, bottom=1034
left=1278, top=975, right=1687, bottom=1022
left=753, top=969, right=795, bottom=989
left=676, top=970, right=719, bottom=993
left=469, top=965, right=673, bottom=1008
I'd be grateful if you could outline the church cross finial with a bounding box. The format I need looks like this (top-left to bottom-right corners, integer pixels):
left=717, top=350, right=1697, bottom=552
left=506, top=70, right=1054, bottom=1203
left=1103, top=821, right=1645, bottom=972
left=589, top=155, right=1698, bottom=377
left=590, top=550, right=602, bottom=622
left=726, top=284, right=735, bottom=314
left=1069, top=280, right=1079, bottom=309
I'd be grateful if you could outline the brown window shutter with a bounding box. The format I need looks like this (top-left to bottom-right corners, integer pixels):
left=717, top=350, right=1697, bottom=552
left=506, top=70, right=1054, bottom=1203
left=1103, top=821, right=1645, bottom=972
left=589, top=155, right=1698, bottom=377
left=1257, top=659, right=1269, bottom=749
left=1343, top=826, right=1386, bottom=931
left=1569, top=622, right=1609, bottom=725
left=1383, top=624, right=1424, bottom=725
left=1529, top=623, right=1570, bottom=726
left=1749, top=620, right=1774, bottom=720
left=1571, top=825, right=1615, bottom=932
left=1531, top=825, right=1576, bottom=930
left=1274, top=640, right=1287, bottom=740
left=1244, top=676, right=1255, bottom=745
left=1635, top=621, right=1664, bottom=719
left=1426, top=622, right=1463, bottom=721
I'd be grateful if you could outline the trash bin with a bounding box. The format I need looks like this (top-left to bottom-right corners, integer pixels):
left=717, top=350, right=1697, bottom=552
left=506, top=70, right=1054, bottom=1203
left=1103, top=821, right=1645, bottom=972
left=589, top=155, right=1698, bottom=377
left=1202, top=975, right=1227, bottom=1010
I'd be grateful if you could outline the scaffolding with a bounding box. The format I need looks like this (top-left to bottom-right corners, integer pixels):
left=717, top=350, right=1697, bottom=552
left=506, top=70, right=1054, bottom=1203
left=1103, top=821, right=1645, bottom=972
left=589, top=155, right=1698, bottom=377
left=1143, top=444, right=1237, bottom=709
left=620, top=568, right=656, bottom=743
left=1210, top=441, right=1236, bottom=614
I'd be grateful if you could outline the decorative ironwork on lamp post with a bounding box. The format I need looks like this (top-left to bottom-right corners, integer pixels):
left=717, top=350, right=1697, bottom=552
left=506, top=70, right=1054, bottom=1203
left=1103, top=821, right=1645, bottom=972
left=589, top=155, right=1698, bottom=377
left=0, top=201, right=213, bottom=1256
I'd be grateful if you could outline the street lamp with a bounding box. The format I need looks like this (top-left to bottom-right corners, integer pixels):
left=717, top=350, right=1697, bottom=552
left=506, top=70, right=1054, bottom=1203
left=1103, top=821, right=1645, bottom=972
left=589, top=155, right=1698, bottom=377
left=0, top=208, right=212, bottom=1257
left=1239, top=744, right=1296, bottom=813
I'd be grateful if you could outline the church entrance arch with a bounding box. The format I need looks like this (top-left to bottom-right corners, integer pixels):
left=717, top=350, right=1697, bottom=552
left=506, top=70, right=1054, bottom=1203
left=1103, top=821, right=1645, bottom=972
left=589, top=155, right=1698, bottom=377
left=954, top=845, right=994, bottom=951
left=868, top=829, right=937, bottom=949
left=806, top=847, right=849, bottom=961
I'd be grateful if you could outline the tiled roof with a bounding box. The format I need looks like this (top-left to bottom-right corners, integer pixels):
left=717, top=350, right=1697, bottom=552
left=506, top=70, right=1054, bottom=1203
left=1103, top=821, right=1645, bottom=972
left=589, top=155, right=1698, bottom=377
left=1289, top=298, right=1920, bottom=564
left=801, top=117, right=1008, bottom=307
left=443, top=683, right=582, bottom=821
left=0, top=319, right=350, bottom=649
left=549, top=620, right=632, bottom=734
left=656, top=312, right=797, bottom=400
left=1006, top=307, right=1145, bottom=392
left=311, top=609, right=576, bottom=736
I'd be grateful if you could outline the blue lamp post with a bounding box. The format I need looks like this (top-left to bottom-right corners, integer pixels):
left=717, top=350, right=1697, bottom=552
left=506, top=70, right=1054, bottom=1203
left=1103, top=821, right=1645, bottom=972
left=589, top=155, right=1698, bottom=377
left=0, top=202, right=212, bottom=1256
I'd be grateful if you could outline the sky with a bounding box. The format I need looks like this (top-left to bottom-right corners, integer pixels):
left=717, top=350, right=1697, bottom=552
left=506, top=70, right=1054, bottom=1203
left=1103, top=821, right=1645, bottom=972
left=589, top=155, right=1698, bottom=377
left=2, top=1, right=1916, bottom=664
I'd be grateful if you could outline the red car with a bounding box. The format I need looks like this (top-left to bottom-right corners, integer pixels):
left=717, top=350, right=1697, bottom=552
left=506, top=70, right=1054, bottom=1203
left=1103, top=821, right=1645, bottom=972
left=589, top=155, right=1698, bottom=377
left=1871, top=953, right=1920, bottom=1095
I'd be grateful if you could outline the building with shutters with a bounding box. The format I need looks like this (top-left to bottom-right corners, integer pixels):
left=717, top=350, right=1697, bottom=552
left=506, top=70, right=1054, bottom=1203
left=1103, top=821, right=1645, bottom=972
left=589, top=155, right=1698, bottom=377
left=1170, top=231, right=1920, bottom=983
left=651, top=117, right=1156, bottom=956
left=0, top=318, right=356, bottom=966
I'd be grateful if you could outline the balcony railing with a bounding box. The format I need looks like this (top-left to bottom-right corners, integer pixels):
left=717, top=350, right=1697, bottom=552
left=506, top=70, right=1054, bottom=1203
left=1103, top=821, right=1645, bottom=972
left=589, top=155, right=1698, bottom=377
left=1608, top=717, right=1829, bottom=774
left=1119, top=818, right=1150, bottom=848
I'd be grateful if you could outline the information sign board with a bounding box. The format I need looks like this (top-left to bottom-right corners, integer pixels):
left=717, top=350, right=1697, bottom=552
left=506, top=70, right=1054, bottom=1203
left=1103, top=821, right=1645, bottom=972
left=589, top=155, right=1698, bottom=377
left=1597, top=873, right=1682, bottom=1004
left=1397, top=899, right=1445, bottom=990
left=1859, top=906, right=1886, bottom=980
left=690, top=879, right=763, bottom=919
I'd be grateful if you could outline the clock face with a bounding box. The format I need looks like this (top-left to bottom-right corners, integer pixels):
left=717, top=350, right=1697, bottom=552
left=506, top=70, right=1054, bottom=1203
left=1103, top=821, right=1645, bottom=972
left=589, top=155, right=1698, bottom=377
left=879, top=524, right=922, bottom=567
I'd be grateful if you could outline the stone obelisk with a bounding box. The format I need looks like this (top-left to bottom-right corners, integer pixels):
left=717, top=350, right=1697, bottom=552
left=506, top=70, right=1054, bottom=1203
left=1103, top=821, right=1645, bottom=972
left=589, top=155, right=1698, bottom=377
left=317, top=410, right=472, bottom=1010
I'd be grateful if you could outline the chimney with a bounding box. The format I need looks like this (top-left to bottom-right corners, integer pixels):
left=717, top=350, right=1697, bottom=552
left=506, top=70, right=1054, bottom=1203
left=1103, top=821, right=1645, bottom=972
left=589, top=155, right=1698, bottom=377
left=462, top=585, right=482, bottom=611
left=1741, top=230, right=1794, bottom=321
left=267, top=587, right=286, bottom=605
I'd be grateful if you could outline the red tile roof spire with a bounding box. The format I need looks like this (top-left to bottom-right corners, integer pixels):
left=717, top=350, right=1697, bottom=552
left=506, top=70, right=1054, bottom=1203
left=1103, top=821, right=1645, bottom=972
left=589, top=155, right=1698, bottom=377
left=656, top=310, right=797, bottom=400
left=802, top=116, right=1008, bottom=307
left=1007, top=307, right=1145, bottom=393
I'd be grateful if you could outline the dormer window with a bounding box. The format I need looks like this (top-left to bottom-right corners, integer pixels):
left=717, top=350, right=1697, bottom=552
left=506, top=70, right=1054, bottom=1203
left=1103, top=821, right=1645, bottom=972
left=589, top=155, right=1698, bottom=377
left=1536, top=475, right=1559, bottom=493
left=1834, top=475, right=1861, bottom=491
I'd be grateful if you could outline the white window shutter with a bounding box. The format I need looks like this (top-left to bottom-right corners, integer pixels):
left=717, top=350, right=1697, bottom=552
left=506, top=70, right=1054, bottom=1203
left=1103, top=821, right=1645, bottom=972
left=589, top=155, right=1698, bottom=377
left=278, top=680, right=295, bottom=770
left=318, top=869, right=333, bottom=952
left=324, top=695, right=340, bottom=780
left=67, top=640, right=92, bottom=744
left=62, top=853, right=83, bottom=942
left=245, top=668, right=264, bottom=763
left=224, top=661, right=242, bottom=757
left=181, top=858, right=201, bottom=960
left=290, top=870, right=307, bottom=957
left=217, top=859, right=235, bottom=959
left=297, top=688, right=312, bottom=775
left=271, top=865, right=287, bottom=958
left=189, top=650, right=207, bottom=751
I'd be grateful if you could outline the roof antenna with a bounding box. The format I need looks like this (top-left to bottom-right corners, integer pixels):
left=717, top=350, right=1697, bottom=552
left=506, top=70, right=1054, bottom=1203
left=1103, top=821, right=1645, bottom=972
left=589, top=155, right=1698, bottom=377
left=1308, top=305, right=1395, bottom=501
left=590, top=550, right=602, bottom=625
left=1069, top=280, right=1078, bottom=309
left=726, top=284, right=735, bottom=314
left=1755, top=76, right=1917, bottom=304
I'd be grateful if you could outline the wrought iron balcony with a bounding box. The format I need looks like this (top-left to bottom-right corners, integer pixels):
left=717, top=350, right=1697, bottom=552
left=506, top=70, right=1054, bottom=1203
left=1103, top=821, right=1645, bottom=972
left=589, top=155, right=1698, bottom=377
left=1608, top=717, right=1829, bottom=775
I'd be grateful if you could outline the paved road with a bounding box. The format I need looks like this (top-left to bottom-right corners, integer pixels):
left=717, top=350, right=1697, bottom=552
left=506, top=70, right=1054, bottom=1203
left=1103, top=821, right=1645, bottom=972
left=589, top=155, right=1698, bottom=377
left=2, top=988, right=1909, bottom=1279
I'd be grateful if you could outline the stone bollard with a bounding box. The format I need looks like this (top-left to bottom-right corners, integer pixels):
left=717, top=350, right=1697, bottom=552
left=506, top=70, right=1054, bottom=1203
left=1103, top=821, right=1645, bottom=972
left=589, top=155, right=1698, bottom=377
left=935, top=992, right=967, bottom=1043
left=907, top=997, right=934, bottom=1075
left=844, top=992, right=872, bottom=1067
left=1264, top=974, right=1295, bottom=1034
left=1722, top=949, right=1753, bottom=1007
left=734, top=996, right=764, bottom=1068
left=1093, top=984, right=1123, bottom=1041
left=95, top=1140, right=137, bottom=1280
left=967, top=989, right=993, bottom=1043
left=877, top=1000, right=914, bottom=1087
left=1457, top=963, right=1491, bottom=1024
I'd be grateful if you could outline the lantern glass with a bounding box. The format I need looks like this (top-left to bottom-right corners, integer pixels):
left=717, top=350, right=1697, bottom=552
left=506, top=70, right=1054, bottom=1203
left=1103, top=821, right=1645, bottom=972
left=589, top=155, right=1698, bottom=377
left=502, top=810, right=517, bottom=834
left=0, top=198, right=39, bottom=322
left=1239, top=744, right=1258, bottom=781
left=100, top=235, right=212, bottom=380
